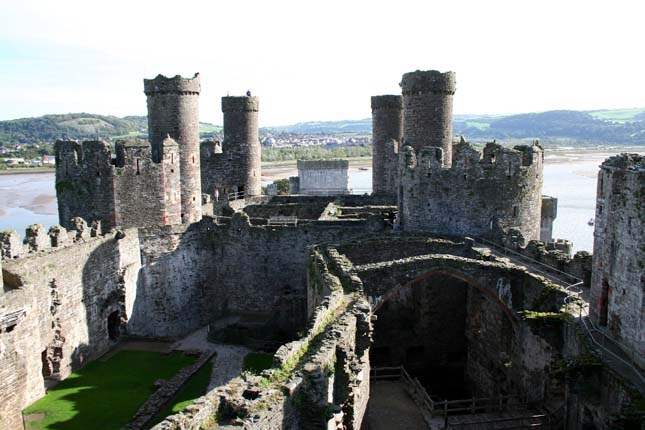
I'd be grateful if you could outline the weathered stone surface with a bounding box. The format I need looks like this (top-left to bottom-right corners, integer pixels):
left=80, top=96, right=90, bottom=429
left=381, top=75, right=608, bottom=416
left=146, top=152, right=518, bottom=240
left=0, top=228, right=141, bottom=430
left=145, top=73, right=202, bottom=224
left=201, top=95, right=261, bottom=199
left=371, top=95, right=402, bottom=196
left=398, top=140, right=544, bottom=243
left=590, top=153, right=644, bottom=368
left=55, top=139, right=182, bottom=229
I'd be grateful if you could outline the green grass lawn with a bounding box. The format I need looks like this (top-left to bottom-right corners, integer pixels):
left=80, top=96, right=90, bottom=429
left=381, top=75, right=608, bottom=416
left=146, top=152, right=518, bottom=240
left=149, top=360, right=213, bottom=427
left=23, top=350, right=195, bottom=430
left=242, top=352, right=274, bottom=375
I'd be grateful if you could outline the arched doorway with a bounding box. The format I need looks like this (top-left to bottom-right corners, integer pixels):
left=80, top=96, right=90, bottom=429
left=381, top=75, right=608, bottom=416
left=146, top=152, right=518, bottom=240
left=370, top=269, right=517, bottom=400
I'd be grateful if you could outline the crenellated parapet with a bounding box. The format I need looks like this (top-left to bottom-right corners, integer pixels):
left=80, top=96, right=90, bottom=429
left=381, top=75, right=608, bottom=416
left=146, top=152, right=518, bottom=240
left=0, top=218, right=104, bottom=261
left=55, top=139, right=182, bottom=229
left=143, top=73, right=200, bottom=95
left=398, top=139, right=544, bottom=243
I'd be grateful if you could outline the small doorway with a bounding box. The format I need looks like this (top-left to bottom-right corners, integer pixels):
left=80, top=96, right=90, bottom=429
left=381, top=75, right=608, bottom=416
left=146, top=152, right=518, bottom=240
left=107, top=311, right=121, bottom=340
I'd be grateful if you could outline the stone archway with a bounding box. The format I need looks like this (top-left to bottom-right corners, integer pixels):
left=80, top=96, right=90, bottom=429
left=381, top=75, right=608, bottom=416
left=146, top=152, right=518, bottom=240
left=370, top=268, right=518, bottom=400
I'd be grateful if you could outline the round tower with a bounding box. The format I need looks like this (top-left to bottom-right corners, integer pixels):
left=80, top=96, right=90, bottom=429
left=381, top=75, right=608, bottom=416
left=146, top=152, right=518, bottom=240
left=371, top=95, right=402, bottom=195
left=400, top=70, right=456, bottom=166
left=144, top=73, right=202, bottom=223
left=221, top=95, right=261, bottom=197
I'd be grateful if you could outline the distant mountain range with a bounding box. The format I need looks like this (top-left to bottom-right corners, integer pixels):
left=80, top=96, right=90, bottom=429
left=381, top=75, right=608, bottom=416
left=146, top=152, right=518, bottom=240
left=267, top=108, right=645, bottom=145
left=1, top=108, right=645, bottom=146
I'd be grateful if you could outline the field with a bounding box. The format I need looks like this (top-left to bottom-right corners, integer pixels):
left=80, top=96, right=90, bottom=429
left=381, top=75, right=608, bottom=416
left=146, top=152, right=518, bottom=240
left=23, top=350, right=195, bottom=430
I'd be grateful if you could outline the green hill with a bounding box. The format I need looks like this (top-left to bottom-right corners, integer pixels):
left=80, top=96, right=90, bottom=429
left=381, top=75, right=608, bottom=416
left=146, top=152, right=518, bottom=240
left=0, top=114, right=221, bottom=145
left=266, top=108, right=645, bottom=145
left=2, top=108, right=645, bottom=146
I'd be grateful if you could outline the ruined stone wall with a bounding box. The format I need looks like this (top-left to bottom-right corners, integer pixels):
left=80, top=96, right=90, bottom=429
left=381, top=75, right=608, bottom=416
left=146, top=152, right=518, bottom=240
left=126, top=214, right=382, bottom=339
left=150, top=246, right=372, bottom=430
left=126, top=223, right=217, bottom=338
left=398, top=140, right=544, bottom=243
left=55, top=139, right=182, bottom=230
left=297, top=159, right=349, bottom=195
left=55, top=140, right=115, bottom=229
left=113, top=139, right=182, bottom=228
left=371, top=95, right=402, bottom=195
left=203, top=214, right=379, bottom=336
left=401, top=70, right=456, bottom=166
left=201, top=96, right=261, bottom=198
left=145, top=73, right=202, bottom=223
left=590, top=154, right=644, bottom=368
left=0, top=226, right=141, bottom=430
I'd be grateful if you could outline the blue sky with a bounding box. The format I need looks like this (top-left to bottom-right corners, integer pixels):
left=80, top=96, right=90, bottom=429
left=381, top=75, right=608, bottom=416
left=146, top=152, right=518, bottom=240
left=1, top=0, right=643, bottom=126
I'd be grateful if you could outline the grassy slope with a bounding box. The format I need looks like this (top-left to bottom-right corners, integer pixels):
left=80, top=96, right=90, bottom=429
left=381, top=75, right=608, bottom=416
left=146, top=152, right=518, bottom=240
left=588, top=108, right=645, bottom=123
left=149, top=360, right=214, bottom=428
left=23, top=351, right=195, bottom=430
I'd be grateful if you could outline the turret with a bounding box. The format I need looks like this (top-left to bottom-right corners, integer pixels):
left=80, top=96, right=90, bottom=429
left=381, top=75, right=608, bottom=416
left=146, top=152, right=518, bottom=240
left=400, top=70, right=456, bottom=166
left=220, top=95, right=261, bottom=197
left=144, top=73, right=202, bottom=223
left=371, top=95, right=402, bottom=195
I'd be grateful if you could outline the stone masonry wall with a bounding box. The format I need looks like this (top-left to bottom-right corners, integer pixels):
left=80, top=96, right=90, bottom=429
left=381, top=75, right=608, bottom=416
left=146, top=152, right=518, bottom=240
left=401, top=70, right=456, bottom=166
left=0, top=226, right=141, bottom=430
left=297, top=159, right=349, bottom=195
left=201, top=95, right=261, bottom=198
left=371, top=95, right=402, bottom=195
left=55, top=140, right=115, bottom=229
left=145, top=73, right=202, bottom=223
left=590, top=153, right=644, bottom=368
left=55, top=139, right=182, bottom=230
left=126, top=213, right=383, bottom=339
left=398, top=140, right=544, bottom=243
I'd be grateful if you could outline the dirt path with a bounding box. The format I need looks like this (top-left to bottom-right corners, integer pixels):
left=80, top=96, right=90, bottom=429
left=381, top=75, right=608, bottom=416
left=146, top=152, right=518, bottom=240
left=171, top=326, right=251, bottom=391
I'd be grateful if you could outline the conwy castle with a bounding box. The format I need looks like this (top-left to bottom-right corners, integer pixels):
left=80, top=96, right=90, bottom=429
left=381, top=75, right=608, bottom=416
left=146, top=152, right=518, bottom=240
left=0, top=70, right=643, bottom=430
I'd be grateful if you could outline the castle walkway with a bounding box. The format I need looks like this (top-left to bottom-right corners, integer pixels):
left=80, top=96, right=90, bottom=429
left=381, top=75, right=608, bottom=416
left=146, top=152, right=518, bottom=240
left=365, top=380, right=428, bottom=430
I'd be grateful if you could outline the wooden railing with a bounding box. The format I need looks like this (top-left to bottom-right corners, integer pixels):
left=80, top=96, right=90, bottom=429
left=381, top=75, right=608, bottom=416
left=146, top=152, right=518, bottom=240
left=370, top=366, right=544, bottom=429
left=227, top=191, right=245, bottom=201
left=267, top=216, right=298, bottom=226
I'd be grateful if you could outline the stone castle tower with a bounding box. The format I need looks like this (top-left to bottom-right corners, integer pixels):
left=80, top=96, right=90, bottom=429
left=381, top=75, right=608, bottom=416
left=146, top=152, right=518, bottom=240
left=590, top=154, right=644, bottom=368
left=387, top=70, right=543, bottom=243
left=54, top=138, right=181, bottom=229
left=401, top=70, right=456, bottom=166
left=201, top=95, right=261, bottom=198
left=371, top=95, right=402, bottom=195
left=221, top=95, right=261, bottom=197
left=144, top=73, right=202, bottom=223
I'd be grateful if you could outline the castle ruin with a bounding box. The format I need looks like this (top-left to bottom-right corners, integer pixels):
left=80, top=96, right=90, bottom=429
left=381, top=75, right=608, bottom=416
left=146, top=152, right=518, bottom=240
left=0, top=70, right=642, bottom=430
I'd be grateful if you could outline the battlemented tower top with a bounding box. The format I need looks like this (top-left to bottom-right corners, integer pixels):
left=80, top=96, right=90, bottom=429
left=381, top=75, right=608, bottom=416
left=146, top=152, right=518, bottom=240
left=371, top=95, right=402, bottom=111
left=400, top=70, right=456, bottom=95
left=600, top=153, right=644, bottom=171
left=143, top=73, right=200, bottom=95
left=222, top=96, right=260, bottom=112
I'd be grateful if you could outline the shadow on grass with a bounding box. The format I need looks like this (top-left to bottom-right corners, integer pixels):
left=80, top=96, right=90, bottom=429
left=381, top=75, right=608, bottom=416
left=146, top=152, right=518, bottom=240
left=148, top=360, right=214, bottom=428
left=23, top=350, right=195, bottom=430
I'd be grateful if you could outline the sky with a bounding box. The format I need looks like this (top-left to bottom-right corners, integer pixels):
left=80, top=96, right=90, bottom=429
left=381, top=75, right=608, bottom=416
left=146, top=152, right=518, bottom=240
left=1, top=0, right=644, bottom=126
